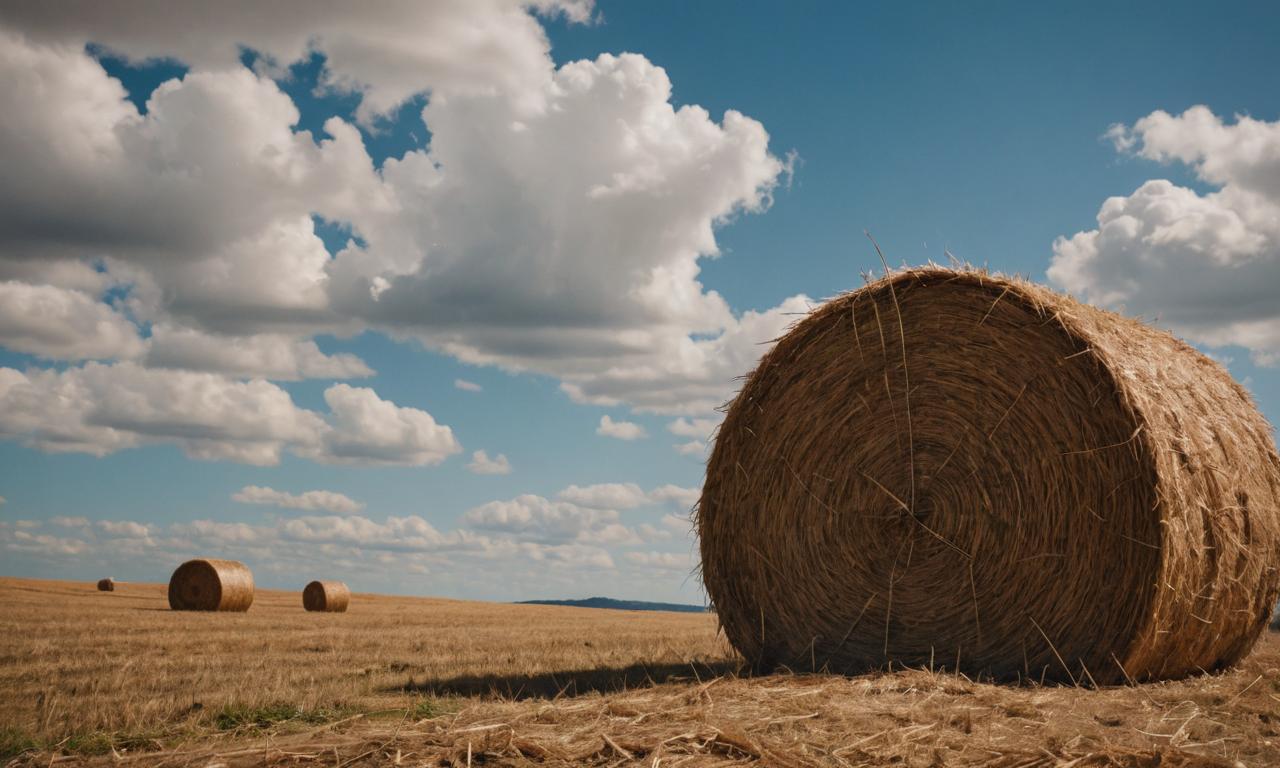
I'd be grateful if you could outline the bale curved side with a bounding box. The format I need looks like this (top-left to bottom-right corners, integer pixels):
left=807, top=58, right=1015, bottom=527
left=96, top=578, right=114, bottom=592
left=303, top=580, right=350, bottom=613
left=698, top=267, right=1280, bottom=683
left=168, top=558, right=254, bottom=612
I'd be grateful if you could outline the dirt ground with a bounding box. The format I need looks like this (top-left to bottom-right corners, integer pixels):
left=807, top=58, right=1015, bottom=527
left=3, top=578, right=1278, bottom=767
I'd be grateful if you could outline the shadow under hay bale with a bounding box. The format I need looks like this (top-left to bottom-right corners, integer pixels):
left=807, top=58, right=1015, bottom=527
left=167, top=558, right=254, bottom=612
left=396, top=660, right=738, bottom=700
left=302, top=579, right=350, bottom=612
left=96, top=578, right=114, bottom=592
left=699, top=266, right=1280, bottom=684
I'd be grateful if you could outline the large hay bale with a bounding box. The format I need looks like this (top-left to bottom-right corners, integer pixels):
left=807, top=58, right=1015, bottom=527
left=302, top=580, right=350, bottom=613
left=167, top=558, right=254, bottom=612
left=96, top=578, right=114, bottom=592
left=699, top=267, right=1280, bottom=684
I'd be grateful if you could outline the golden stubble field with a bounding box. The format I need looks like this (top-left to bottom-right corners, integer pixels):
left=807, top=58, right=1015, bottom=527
left=3, top=577, right=1280, bottom=767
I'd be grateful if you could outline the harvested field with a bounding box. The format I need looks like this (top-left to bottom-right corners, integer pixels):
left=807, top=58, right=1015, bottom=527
left=3, top=577, right=1279, bottom=767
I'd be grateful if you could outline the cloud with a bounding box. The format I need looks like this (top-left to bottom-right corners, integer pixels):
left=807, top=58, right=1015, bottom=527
left=145, top=326, right=372, bottom=380
left=1050, top=106, right=1280, bottom=366
left=667, top=417, right=718, bottom=439
left=648, top=484, right=700, bottom=509
left=279, top=514, right=464, bottom=552
left=232, top=485, right=364, bottom=514
left=557, top=482, right=648, bottom=509
left=313, top=46, right=801, bottom=415
left=0, top=281, right=144, bottom=361
left=0, top=363, right=457, bottom=466
left=171, top=519, right=266, bottom=545
left=597, top=415, right=646, bottom=441
left=308, top=384, right=462, bottom=466
left=467, top=449, right=512, bottom=475
left=556, top=482, right=699, bottom=510
left=519, top=542, right=615, bottom=569
left=0, top=362, right=321, bottom=462
left=454, top=378, right=482, bottom=392
left=675, top=439, right=707, bottom=456
left=95, top=520, right=151, bottom=539
left=0, top=0, right=592, bottom=125
left=660, top=513, right=694, bottom=534
left=463, top=493, right=627, bottom=544
left=50, top=516, right=89, bottom=528
left=0, top=4, right=796, bottom=436
left=3, top=528, right=90, bottom=556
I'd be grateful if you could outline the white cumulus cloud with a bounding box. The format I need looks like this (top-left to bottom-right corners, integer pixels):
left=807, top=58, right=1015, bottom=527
left=463, top=493, right=629, bottom=545
left=674, top=440, right=707, bottom=456
left=0, top=363, right=457, bottom=466
left=597, top=415, right=646, bottom=441
left=0, top=2, right=801, bottom=470
left=0, top=281, right=144, bottom=361
left=1050, top=106, right=1280, bottom=366
left=0, top=0, right=593, bottom=125
left=308, top=384, right=462, bottom=466
left=648, top=484, right=700, bottom=509
left=232, top=485, right=364, bottom=514
left=145, top=326, right=372, bottom=381
left=467, top=449, right=512, bottom=475
left=557, top=482, right=649, bottom=509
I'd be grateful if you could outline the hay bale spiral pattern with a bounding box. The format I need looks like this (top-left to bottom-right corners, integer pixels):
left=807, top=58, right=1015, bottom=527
left=167, top=558, right=254, bottom=612
left=303, top=580, right=350, bottom=613
left=698, top=267, right=1280, bottom=683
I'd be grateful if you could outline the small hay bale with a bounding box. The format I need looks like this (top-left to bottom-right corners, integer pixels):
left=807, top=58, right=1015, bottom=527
left=302, top=580, right=350, bottom=613
left=96, top=578, right=114, bottom=592
left=698, top=266, right=1280, bottom=683
left=167, top=558, right=254, bottom=612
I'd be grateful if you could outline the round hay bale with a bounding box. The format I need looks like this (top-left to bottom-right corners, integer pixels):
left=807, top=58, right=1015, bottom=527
left=96, top=578, right=114, bottom=592
left=302, top=580, right=350, bottom=613
left=167, top=558, right=254, bottom=612
left=698, top=266, right=1280, bottom=683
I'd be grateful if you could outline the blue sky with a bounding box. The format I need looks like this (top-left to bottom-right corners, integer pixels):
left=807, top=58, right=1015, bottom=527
left=0, top=1, right=1277, bottom=603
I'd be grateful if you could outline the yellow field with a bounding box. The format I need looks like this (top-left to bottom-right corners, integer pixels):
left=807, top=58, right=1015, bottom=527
left=3, top=577, right=1279, bottom=766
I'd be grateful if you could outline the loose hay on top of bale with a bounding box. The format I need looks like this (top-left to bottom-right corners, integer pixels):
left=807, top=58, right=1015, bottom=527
left=302, top=580, right=350, bottom=613
left=698, top=266, right=1280, bottom=684
left=96, top=578, right=114, bottom=592
left=167, top=558, right=254, bottom=612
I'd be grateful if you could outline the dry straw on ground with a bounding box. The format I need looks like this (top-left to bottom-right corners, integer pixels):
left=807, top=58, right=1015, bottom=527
left=303, top=579, right=350, bottom=612
left=96, top=578, right=114, bottom=592
left=699, top=265, right=1280, bottom=684
left=167, top=558, right=254, bottom=612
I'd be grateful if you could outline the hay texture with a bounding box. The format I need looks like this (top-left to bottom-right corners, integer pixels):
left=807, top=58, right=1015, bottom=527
left=167, top=558, right=254, bottom=612
left=96, top=578, right=114, bottom=592
left=303, top=580, right=350, bottom=612
left=699, top=266, right=1280, bottom=684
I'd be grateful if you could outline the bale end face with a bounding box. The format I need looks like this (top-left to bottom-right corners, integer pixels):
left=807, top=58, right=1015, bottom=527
left=96, top=578, right=114, bottom=592
left=303, top=580, right=350, bottom=613
left=698, top=267, right=1280, bottom=684
left=168, top=558, right=254, bottom=612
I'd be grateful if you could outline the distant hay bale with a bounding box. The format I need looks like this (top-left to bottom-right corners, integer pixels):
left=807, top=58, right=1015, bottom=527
left=96, top=578, right=114, bottom=592
left=303, top=580, right=350, bottom=613
left=167, top=558, right=254, bottom=612
left=698, top=266, right=1280, bottom=684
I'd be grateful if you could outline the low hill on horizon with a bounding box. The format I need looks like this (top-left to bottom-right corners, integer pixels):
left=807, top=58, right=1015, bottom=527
left=516, top=596, right=709, bottom=613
